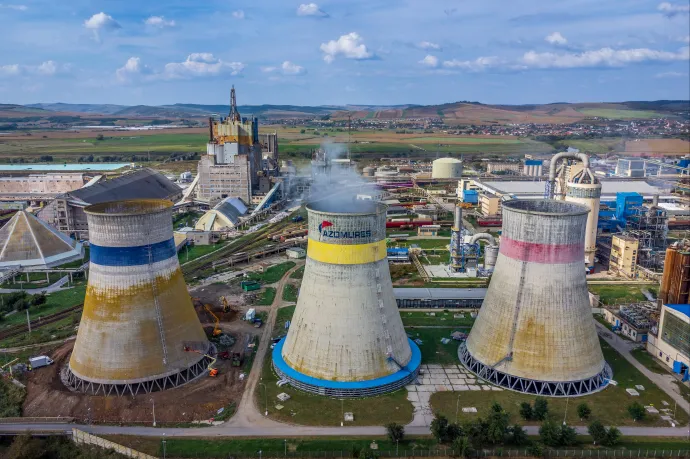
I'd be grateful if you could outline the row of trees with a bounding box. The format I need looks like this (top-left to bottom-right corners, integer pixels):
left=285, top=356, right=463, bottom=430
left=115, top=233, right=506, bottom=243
left=0, top=291, right=46, bottom=318
left=384, top=400, right=623, bottom=457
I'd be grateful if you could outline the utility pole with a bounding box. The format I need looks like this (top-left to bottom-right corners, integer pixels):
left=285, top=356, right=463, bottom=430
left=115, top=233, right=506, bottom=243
left=347, top=114, right=352, bottom=162
left=26, top=310, right=31, bottom=333
left=151, top=398, right=156, bottom=427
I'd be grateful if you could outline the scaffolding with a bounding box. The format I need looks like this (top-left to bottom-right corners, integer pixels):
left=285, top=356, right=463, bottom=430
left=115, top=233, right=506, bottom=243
left=622, top=205, right=668, bottom=272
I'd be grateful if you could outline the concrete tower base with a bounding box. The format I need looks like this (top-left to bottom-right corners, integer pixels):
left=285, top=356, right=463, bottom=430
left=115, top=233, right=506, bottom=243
left=273, top=338, right=421, bottom=398
left=459, top=343, right=611, bottom=397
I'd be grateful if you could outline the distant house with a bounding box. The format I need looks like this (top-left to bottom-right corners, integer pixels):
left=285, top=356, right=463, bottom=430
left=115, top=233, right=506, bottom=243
left=38, top=168, right=182, bottom=240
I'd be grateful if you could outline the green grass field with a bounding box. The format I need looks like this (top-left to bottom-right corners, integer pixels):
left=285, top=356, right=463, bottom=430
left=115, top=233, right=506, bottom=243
left=248, top=261, right=296, bottom=284
left=588, top=285, right=648, bottom=305
left=406, top=136, right=524, bottom=144
left=630, top=348, right=670, bottom=375
left=579, top=109, right=666, bottom=119
left=430, top=340, right=688, bottom=427
left=254, top=287, right=276, bottom=306
left=0, top=285, right=86, bottom=329
left=406, top=327, right=460, bottom=364
left=178, top=242, right=227, bottom=264
left=401, top=311, right=475, bottom=327
left=289, top=265, right=304, bottom=280
left=273, top=305, right=295, bottom=336
left=282, top=284, right=298, bottom=303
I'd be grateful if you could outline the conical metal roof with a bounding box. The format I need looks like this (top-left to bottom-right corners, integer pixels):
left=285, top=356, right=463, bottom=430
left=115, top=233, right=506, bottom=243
left=0, top=211, right=83, bottom=269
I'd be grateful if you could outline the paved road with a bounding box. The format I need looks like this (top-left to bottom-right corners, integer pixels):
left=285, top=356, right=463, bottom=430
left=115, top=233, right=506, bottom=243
left=595, top=322, right=690, bottom=414
left=0, top=423, right=687, bottom=438
left=0, top=275, right=70, bottom=294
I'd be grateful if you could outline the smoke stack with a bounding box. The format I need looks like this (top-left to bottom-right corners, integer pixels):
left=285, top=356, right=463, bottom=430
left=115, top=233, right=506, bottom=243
left=459, top=199, right=610, bottom=396
left=65, top=200, right=211, bottom=395
left=273, top=200, right=421, bottom=397
left=652, top=194, right=659, bottom=207
left=454, top=203, right=462, bottom=231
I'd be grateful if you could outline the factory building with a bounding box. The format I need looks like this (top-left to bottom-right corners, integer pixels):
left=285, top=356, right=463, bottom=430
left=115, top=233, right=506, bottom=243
left=394, top=288, right=486, bottom=309
left=197, top=87, right=263, bottom=204
left=487, top=162, right=521, bottom=175
left=473, top=179, right=668, bottom=201
left=608, top=235, right=639, bottom=278
left=616, top=159, right=646, bottom=178
left=194, top=197, right=248, bottom=231
left=479, top=193, right=501, bottom=217
left=602, top=303, right=654, bottom=343
left=431, top=157, right=463, bottom=179
left=646, top=304, right=689, bottom=377
left=38, top=169, right=181, bottom=240
left=660, top=241, right=690, bottom=305
left=0, top=211, right=84, bottom=269
left=0, top=173, right=87, bottom=196
left=459, top=200, right=609, bottom=396
left=65, top=200, right=210, bottom=395
left=273, top=200, right=421, bottom=397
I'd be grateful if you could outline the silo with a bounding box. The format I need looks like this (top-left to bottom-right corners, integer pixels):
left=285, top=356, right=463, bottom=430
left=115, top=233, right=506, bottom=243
left=432, top=158, right=463, bottom=179
left=565, top=169, right=601, bottom=268
left=459, top=200, right=610, bottom=396
left=273, top=200, right=421, bottom=397
left=64, top=200, right=211, bottom=395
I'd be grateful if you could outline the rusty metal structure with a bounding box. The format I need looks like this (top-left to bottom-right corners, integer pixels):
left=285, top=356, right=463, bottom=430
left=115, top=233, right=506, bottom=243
left=64, top=200, right=211, bottom=395
left=660, top=240, right=690, bottom=305
left=273, top=200, right=421, bottom=397
left=459, top=200, right=611, bottom=396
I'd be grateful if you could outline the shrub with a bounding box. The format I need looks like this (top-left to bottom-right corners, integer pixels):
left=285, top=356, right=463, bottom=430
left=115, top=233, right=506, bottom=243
left=509, top=424, right=530, bottom=446
left=577, top=403, right=591, bottom=420
left=519, top=402, right=534, bottom=420
left=527, top=442, right=544, bottom=457
left=559, top=424, right=578, bottom=446
left=533, top=397, right=549, bottom=421
left=452, top=436, right=471, bottom=458
left=385, top=422, right=405, bottom=443
left=539, top=419, right=561, bottom=447
left=627, top=402, right=646, bottom=422
left=603, top=426, right=622, bottom=446
left=587, top=420, right=608, bottom=445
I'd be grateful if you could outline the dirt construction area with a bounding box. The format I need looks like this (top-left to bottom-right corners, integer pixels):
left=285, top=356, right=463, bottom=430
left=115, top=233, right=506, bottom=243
left=21, top=290, right=263, bottom=424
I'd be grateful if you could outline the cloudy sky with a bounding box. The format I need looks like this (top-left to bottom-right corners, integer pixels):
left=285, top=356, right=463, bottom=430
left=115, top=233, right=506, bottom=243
left=1, top=0, right=689, bottom=106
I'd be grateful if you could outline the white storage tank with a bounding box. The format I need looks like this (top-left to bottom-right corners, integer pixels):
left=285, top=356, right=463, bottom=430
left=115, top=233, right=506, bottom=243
left=432, top=158, right=463, bottom=179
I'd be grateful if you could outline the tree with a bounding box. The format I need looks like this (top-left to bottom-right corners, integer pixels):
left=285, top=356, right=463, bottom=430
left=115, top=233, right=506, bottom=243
left=587, top=420, right=608, bottom=445
left=31, top=293, right=47, bottom=307
left=577, top=403, right=591, bottom=420
left=431, top=413, right=450, bottom=443
left=533, top=397, right=549, bottom=421
left=627, top=402, right=646, bottom=422
left=519, top=402, right=534, bottom=421
left=603, top=426, right=622, bottom=446
left=559, top=424, right=578, bottom=446
left=446, top=422, right=463, bottom=443
left=486, top=404, right=509, bottom=445
left=385, top=423, right=405, bottom=443
left=526, top=443, right=544, bottom=457
left=452, top=436, right=471, bottom=458
left=538, top=419, right=561, bottom=447
left=509, top=424, right=530, bottom=446
left=464, top=418, right=489, bottom=449
left=96, top=134, right=104, bottom=141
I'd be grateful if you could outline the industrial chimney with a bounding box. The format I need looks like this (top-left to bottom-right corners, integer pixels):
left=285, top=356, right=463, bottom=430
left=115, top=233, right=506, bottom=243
left=64, top=200, right=211, bottom=395
left=272, top=200, right=421, bottom=397
left=459, top=199, right=610, bottom=396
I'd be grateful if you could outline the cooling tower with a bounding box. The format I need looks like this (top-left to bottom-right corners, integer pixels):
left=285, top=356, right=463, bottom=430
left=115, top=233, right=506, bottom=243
left=64, top=200, right=211, bottom=396
left=272, top=200, right=421, bottom=397
left=459, top=200, right=610, bottom=396
left=565, top=169, right=601, bottom=268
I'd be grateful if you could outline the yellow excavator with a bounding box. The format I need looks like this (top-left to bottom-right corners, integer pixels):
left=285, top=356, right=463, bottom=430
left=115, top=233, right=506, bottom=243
left=1, top=358, right=19, bottom=378
left=204, top=304, right=222, bottom=336
left=183, top=346, right=219, bottom=377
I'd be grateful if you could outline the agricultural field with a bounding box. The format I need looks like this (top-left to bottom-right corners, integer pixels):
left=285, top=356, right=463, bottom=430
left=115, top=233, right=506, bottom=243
left=588, top=285, right=649, bottom=305
left=578, top=109, right=667, bottom=119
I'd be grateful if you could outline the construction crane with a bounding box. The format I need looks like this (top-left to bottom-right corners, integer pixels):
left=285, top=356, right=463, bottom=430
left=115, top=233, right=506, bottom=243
left=1, top=358, right=19, bottom=378
left=183, top=346, right=219, bottom=377
left=204, top=304, right=222, bottom=336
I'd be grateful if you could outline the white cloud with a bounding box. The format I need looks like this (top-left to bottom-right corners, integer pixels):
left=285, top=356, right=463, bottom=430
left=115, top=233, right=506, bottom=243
left=418, top=41, right=441, bottom=50
left=419, top=55, right=439, bottom=67
left=297, top=3, right=328, bottom=17
left=0, top=4, right=27, bottom=10
left=232, top=10, right=245, bottom=19
left=658, top=2, right=690, bottom=17
left=679, top=35, right=690, bottom=43
left=281, top=61, right=305, bottom=75
left=545, top=32, right=567, bottom=45
left=443, top=56, right=501, bottom=72
left=520, top=46, right=689, bottom=69
left=84, top=12, right=121, bottom=30
left=261, top=61, right=306, bottom=75
left=655, top=71, right=688, bottom=78
left=0, top=61, right=66, bottom=77
left=320, top=32, right=374, bottom=63
left=0, top=64, right=21, bottom=76
left=162, top=53, right=245, bottom=79
left=116, top=57, right=144, bottom=82
left=145, top=16, right=176, bottom=28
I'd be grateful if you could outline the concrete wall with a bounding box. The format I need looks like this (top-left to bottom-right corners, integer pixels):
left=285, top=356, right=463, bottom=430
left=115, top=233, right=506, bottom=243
left=0, top=174, right=84, bottom=194
left=466, top=200, right=605, bottom=382
left=72, top=429, right=156, bottom=459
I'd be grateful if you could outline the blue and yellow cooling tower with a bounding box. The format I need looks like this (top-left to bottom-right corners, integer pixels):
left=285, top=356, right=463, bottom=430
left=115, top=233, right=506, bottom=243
left=64, top=200, right=210, bottom=395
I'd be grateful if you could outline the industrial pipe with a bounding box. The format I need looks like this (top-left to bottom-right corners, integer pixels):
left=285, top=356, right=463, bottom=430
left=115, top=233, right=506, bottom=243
left=469, top=233, right=499, bottom=270
left=547, top=152, right=590, bottom=199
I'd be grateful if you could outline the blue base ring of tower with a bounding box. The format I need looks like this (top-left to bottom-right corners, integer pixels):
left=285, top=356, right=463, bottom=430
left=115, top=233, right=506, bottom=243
left=458, top=342, right=613, bottom=397
left=272, top=338, right=422, bottom=398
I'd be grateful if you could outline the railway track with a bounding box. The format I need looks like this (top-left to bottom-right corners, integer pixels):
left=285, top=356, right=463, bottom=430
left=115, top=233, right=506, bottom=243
left=0, top=304, right=83, bottom=341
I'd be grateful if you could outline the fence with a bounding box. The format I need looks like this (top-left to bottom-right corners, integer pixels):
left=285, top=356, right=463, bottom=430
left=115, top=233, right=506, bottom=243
left=166, top=450, right=690, bottom=458
left=71, top=428, right=156, bottom=459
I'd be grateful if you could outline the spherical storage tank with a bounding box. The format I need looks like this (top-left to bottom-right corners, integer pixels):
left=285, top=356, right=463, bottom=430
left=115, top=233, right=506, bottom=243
left=432, top=157, right=463, bottom=179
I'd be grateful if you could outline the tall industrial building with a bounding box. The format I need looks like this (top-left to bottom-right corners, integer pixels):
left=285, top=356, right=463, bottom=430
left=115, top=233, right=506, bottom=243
left=64, top=200, right=211, bottom=395
left=565, top=168, right=601, bottom=268
left=197, top=87, right=263, bottom=204
left=459, top=200, right=610, bottom=396
left=273, top=200, right=421, bottom=397
left=660, top=240, right=690, bottom=305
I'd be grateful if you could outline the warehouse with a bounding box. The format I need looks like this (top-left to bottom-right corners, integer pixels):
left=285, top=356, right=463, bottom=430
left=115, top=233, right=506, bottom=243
left=393, top=288, right=486, bottom=309
left=473, top=179, right=670, bottom=201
